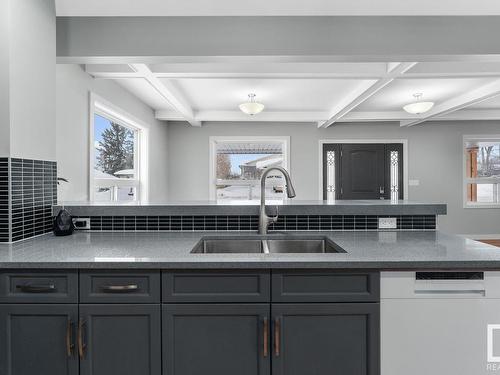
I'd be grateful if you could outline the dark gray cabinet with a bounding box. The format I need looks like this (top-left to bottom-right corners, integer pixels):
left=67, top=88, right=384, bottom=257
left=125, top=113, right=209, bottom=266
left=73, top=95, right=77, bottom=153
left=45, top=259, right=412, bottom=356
left=0, top=270, right=78, bottom=303
left=272, top=303, right=380, bottom=375
left=272, top=270, right=380, bottom=303
left=163, top=304, right=270, bottom=375
left=78, top=304, right=161, bottom=375
left=0, top=269, right=380, bottom=375
left=80, top=271, right=160, bottom=303
left=162, top=270, right=270, bottom=303
left=0, top=304, right=78, bottom=375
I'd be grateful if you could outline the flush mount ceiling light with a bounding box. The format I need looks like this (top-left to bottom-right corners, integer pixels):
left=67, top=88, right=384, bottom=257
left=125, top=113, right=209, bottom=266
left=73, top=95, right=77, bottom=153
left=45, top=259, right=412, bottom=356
left=239, top=93, right=265, bottom=116
left=403, top=93, right=435, bottom=115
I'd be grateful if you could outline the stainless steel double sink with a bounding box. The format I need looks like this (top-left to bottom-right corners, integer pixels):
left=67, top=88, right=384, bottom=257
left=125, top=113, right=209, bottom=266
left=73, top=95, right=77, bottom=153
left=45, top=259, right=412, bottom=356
left=191, top=236, right=346, bottom=254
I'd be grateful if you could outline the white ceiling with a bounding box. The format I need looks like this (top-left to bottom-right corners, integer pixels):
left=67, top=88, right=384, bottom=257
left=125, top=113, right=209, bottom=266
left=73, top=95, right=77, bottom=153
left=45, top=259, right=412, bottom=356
left=168, top=78, right=376, bottom=112
left=55, top=0, right=500, bottom=16
left=355, top=78, right=492, bottom=112
left=84, top=60, right=500, bottom=127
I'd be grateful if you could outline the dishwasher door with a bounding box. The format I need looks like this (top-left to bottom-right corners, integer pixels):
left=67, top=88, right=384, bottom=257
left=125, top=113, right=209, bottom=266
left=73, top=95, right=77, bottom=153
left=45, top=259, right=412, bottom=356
left=381, top=271, right=500, bottom=375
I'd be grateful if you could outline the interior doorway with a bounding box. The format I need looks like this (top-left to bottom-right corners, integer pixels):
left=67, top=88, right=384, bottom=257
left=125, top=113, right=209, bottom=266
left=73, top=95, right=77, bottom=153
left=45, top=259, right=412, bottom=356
left=321, top=142, right=405, bottom=200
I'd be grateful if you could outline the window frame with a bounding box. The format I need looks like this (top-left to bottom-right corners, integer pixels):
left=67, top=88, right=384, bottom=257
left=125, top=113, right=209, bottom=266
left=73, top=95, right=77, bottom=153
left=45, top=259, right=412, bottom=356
left=89, top=93, right=149, bottom=203
left=463, top=135, right=500, bottom=209
left=209, top=136, right=291, bottom=201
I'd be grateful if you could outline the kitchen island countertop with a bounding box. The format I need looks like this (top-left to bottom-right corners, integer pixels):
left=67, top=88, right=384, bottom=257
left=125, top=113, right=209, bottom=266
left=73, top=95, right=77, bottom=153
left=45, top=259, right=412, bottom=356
left=0, top=231, right=498, bottom=270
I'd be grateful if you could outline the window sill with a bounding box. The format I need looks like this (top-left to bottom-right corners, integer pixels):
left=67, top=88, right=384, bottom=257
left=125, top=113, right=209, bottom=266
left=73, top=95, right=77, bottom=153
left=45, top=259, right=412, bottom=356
left=464, top=203, right=500, bottom=209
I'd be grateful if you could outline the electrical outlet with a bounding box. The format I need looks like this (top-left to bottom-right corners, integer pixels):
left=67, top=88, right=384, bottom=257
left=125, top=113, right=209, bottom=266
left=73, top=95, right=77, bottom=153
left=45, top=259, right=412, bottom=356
left=378, top=217, right=397, bottom=229
left=73, top=217, right=90, bottom=230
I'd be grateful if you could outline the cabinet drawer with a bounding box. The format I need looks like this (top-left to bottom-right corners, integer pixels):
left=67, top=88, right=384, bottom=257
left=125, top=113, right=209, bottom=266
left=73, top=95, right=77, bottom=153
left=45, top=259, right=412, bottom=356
left=272, top=270, right=379, bottom=303
left=0, top=270, right=78, bottom=303
left=80, top=270, right=160, bottom=303
left=162, top=270, right=270, bottom=303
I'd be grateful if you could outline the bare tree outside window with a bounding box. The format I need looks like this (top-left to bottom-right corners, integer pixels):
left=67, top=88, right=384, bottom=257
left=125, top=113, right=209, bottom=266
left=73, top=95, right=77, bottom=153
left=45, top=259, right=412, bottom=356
left=216, top=154, right=232, bottom=179
left=478, top=145, right=499, bottom=177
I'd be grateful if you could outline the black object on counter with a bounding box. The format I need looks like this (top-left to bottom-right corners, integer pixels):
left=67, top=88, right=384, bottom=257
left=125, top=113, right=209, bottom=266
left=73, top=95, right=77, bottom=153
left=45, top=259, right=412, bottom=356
left=53, top=209, right=75, bottom=236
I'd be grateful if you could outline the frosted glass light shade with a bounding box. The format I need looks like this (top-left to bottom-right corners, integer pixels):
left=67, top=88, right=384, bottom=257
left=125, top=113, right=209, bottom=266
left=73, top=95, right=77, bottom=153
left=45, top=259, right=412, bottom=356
left=403, top=101, right=434, bottom=114
left=239, top=101, right=265, bottom=116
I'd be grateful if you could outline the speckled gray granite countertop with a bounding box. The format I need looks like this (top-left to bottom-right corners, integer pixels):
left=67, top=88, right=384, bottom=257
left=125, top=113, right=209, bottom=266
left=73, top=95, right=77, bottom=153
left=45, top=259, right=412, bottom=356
left=54, top=200, right=447, bottom=216
left=0, top=231, right=498, bottom=269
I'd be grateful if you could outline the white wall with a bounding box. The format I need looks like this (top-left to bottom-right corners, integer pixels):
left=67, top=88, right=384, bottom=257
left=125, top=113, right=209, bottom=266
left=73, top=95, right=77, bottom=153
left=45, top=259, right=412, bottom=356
left=9, top=0, right=56, bottom=160
left=0, top=0, right=56, bottom=159
left=56, top=64, right=169, bottom=202
left=0, top=0, right=10, bottom=156
left=167, top=120, right=500, bottom=235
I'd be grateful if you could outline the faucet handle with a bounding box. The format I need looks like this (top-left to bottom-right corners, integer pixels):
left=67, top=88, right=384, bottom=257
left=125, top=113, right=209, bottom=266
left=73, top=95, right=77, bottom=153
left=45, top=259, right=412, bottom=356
left=271, top=206, right=279, bottom=223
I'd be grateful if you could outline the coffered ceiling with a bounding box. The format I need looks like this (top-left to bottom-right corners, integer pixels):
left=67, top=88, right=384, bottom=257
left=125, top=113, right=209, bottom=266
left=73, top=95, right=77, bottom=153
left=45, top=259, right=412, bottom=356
left=84, top=60, right=500, bottom=127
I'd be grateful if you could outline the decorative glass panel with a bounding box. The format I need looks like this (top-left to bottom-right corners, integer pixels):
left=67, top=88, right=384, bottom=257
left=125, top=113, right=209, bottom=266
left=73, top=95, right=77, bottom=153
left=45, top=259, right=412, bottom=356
left=326, top=151, right=336, bottom=201
left=390, top=150, right=399, bottom=201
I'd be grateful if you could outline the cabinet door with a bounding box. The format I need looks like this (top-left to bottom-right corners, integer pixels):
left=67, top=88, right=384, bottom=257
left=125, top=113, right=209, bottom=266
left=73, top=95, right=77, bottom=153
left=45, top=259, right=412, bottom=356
left=0, top=304, right=78, bottom=375
left=163, top=304, right=270, bottom=375
left=272, top=303, right=380, bottom=375
left=79, top=304, right=161, bottom=375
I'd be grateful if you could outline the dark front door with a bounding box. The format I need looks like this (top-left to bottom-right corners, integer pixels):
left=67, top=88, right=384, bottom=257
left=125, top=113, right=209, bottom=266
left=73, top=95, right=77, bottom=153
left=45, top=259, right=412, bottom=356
left=163, top=304, right=270, bottom=375
left=79, top=304, right=161, bottom=375
left=341, top=144, right=385, bottom=200
left=0, top=304, right=79, bottom=375
left=271, top=303, right=380, bottom=375
left=323, top=143, right=403, bottom=200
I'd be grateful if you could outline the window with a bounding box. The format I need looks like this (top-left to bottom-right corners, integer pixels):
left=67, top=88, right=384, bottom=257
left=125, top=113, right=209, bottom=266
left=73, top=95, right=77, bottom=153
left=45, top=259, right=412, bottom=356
left=464, top=136, right=500, bottom=207
left=90, top=97, right=145, bottom=202
left=210, top=137, right=290, bottom=202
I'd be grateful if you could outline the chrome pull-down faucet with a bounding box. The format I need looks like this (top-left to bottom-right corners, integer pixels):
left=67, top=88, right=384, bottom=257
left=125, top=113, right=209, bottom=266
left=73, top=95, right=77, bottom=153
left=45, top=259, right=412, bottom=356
left=259, top=167, right=296, bottom=235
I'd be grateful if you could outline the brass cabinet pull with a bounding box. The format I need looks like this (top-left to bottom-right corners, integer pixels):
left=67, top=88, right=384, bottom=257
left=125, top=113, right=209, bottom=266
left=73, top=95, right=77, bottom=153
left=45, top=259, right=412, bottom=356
left=263, top=317, right=269, bottom=357
left=274, top=317, right=281, bottom=357
left=100, top=284, right=139, bottom=293
left=78, top=319, right=86, bottom=359
left=66, top=319, right=74, bottom=357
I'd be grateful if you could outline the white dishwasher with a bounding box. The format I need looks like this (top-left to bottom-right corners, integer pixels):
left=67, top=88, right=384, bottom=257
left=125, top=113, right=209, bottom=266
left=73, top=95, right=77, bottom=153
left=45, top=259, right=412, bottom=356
left=381, top=271, right=500, bottom=375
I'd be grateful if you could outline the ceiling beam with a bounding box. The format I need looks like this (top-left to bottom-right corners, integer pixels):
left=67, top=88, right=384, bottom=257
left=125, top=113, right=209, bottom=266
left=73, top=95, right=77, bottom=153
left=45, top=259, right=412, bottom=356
left=340, top=109, right=500, bottom=122
left=87, top=63, right=500, bottom=80
left=318, top=62, right=418, bottom=128
left=154, top=108, right=500, bottom=124
left=434, top=109, right=500, bottom=121
left=400, top=79, right=500, bottom=127
left=156, top=110, right=330, bottom=123
left=129, top=64, right=201, bottom=127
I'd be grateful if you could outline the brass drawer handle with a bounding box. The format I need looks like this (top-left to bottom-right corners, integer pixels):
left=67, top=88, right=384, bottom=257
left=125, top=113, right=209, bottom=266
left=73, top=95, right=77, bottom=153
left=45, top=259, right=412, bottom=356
left=78, top=319, right=87, bottom=360
left=274, top=317, right=281, bottom=357
left=263, top=317, right=269, bottom=358
left=16, top=283, right=56, bottom=293
left=66, top=319, right=74, bottom=357
left=100, top=284, right=139, bottom=293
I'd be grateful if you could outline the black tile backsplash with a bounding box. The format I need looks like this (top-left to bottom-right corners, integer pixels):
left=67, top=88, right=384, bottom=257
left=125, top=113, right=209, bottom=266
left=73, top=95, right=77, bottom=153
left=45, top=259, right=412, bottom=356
left=0, top=158, right=57, bottom=243
left=78, top=214, right=436, bottom=232
left=0, top=158, right=9, bottom=242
